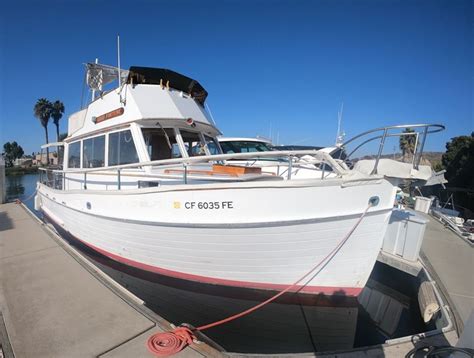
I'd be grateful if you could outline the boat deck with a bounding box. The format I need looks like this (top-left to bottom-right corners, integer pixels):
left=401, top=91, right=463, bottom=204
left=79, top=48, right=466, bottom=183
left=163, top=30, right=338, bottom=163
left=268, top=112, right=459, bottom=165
left=0, top=202, right=220, bottom=357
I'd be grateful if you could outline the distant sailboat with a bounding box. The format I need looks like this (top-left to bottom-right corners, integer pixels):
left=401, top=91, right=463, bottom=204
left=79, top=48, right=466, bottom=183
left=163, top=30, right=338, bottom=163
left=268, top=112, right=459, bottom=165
left=335, top=102, right=345, bottom=147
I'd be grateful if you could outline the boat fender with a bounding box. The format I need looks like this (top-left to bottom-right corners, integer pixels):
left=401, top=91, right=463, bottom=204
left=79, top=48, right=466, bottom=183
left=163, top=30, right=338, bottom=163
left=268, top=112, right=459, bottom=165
left=418, top=281, right=440, bottom=323
left=34, top=195, right=42, bottom=211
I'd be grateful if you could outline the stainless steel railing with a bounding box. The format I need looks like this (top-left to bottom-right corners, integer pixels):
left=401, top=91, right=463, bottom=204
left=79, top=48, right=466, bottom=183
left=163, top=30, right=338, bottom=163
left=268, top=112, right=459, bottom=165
left=38, top=123, right=444, bottom=190
left=340, top=124, right=444, bottom=174
left=38, top=149, right=344, bottom=190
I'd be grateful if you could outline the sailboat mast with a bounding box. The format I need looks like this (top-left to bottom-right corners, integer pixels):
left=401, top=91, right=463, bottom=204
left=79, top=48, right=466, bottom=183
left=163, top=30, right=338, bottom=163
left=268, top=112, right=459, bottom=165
left=117, top=35, right=121, bottom=86
left=91, top=58, right=98, bottom=101
left=336, top=102, right=344, bottom=147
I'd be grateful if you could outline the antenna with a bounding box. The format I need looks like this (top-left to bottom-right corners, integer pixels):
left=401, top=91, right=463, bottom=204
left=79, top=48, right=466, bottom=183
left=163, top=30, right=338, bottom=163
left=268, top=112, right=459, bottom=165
left=205, top=102, right=217, bottom=126
left=335, top=102, right=345, bottom=147
left=117, top=35, right=121, bottom=86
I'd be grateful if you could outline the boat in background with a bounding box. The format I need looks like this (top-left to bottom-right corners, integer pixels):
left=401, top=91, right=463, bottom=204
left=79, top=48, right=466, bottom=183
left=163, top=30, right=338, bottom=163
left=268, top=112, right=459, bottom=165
left=217, top=136, right=274, bottom=154
left=216, top=127, right=446, bottom=186
left=35, top=62, right=443, bottom=300
left=431, top=195, right=474, bottom=243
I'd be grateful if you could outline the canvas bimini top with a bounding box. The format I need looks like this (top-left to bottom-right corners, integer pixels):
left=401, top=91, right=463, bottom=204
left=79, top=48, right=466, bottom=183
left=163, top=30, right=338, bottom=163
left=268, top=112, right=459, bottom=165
left=127, top=66, right=208, bottom=105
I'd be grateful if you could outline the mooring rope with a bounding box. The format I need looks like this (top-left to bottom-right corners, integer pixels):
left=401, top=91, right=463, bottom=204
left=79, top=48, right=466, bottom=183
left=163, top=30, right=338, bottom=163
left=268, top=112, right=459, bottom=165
left=14, top=189, right=37, bottom=204
left=146, top=200, right=375, bottom=356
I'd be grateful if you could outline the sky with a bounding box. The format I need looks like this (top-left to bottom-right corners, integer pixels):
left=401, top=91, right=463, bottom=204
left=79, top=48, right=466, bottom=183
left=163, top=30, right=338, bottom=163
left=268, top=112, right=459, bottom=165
left=0, top=0, right=472, bottom=156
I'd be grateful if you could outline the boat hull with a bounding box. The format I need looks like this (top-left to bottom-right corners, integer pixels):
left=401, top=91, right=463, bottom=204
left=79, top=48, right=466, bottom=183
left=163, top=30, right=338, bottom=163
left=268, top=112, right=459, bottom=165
left=38, top=179, right=395, bottom=297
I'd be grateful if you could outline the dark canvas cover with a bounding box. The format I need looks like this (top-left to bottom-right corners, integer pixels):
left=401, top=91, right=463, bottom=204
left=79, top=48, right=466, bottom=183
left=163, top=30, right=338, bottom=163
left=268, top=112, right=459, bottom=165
left=127, top=66, right=208, bottom=105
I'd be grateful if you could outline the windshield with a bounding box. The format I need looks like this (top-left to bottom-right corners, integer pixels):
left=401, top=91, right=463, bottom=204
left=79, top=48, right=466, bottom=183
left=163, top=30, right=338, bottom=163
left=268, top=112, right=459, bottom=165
left=219, top=141, right=273, bottom=154
left=203, top=135, right=221, bottom=155
left=142, top=128, right=182, bottom=160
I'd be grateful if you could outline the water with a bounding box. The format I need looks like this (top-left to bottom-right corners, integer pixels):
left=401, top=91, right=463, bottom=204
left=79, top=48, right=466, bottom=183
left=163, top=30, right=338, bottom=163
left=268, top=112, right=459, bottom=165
left=6, top=173, right=434, bottom=354
left=5, top=173, right=38, bottom=212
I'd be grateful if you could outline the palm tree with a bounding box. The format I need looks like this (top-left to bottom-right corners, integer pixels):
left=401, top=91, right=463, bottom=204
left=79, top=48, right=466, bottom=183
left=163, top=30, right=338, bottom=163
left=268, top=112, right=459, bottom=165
left=34, top=98, right=52, bottom=164
left=51, top=100, right=65, bottom=142
left=399, top=128, right=416, bottom=162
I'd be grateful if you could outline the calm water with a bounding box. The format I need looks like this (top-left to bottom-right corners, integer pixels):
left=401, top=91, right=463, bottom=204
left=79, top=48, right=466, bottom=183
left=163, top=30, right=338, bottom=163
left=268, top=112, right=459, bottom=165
left=5, top=173, right=38, bottom=212
left=6, top=173, right=433, bottom=354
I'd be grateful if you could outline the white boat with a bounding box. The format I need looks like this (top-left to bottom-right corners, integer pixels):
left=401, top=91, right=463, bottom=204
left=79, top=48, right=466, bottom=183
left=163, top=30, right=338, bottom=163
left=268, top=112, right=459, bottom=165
left=215, top=137, right=343, bottom=179
left=216, top=130, right=446, bottom=185
left=36, top=63, right=442, bottom=298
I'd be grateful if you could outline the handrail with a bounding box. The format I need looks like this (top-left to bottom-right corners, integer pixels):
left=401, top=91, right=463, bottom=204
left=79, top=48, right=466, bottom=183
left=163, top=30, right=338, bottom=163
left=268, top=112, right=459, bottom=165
left=342, top=123, right=445, bottom=147
left=38, top=149, right=347, bottom=176
left=341, top=123, right=445, bottom=173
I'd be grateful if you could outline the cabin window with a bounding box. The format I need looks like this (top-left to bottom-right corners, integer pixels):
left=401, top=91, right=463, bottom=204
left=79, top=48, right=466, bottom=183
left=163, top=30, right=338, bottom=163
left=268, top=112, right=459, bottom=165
left=108, top=130, right=139, bottom=166
left=142, top=128, right=181, bottom=160
left=83, top=135, right=105, bottom=168
left=68, top=141, right=81, bottom=168
left=180, top=130, right=207, bottom=157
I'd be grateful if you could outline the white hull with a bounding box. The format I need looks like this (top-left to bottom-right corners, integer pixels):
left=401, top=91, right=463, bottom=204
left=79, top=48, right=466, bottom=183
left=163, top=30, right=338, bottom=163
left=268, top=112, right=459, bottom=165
left=38, top=178, right=395, bottom=296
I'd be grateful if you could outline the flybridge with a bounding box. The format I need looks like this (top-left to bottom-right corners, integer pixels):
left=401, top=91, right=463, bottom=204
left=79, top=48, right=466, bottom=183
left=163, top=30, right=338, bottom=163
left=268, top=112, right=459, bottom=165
left=86, top=63, right=208, bottom=105
left=68, top=62, right=217, bottom=138
left=127, top=66, right=208, bottom=105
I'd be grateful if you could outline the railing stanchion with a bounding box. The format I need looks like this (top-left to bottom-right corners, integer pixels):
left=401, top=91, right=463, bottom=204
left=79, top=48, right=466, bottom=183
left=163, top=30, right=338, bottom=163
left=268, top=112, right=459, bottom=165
left=371, top=128, right=388, bottom=175
left=412, top=133, right=419, bottom=167
left=415, top=127, right=428, bottom=170
left=117, top=169, right=121, bottom=190
left=287, top=156, right=293, bottom=180
left=183, top=163, right=188, bottom=184
left=84, top=173, right=87, bottom=190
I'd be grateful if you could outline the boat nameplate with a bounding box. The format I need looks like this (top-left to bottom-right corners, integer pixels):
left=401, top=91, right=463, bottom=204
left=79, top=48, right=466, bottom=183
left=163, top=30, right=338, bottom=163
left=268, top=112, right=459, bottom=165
left=92, top=108, right=124, bottom=124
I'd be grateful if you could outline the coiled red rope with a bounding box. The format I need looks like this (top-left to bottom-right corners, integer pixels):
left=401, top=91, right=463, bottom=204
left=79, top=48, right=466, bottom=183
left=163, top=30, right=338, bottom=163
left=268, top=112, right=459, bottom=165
left=147, top=202, right=373, bottom=356
left=147, top=327, right=195, bottom=356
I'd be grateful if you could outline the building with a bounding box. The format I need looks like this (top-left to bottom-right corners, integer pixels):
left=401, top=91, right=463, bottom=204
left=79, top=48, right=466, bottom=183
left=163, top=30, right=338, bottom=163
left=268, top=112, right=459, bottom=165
left=13, top=157, right=33, bottom=167
left=33, top=152, right=59, bottom=166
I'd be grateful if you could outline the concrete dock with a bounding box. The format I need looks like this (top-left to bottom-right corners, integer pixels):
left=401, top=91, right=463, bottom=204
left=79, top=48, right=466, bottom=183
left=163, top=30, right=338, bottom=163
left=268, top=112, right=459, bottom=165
left=421, top=212, right=474, bottom=331
left=0, top=203, right=220, bottom=358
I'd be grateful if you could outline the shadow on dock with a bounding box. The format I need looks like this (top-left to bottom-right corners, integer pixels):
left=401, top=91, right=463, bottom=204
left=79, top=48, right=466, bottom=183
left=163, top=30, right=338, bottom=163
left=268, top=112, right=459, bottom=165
left=0, top=211, right=14, bottom=231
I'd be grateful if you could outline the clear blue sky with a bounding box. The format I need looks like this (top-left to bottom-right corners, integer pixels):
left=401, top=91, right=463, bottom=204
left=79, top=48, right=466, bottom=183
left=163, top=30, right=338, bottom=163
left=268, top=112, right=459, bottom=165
left=1, top=0, right=472, bottom=155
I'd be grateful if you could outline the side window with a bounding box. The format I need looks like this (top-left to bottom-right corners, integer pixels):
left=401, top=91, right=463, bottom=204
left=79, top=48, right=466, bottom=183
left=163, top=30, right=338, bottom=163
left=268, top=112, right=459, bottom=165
left=219, top=142, right=234, bottom=154
left=83, top=135, right=105, bottom=168
left=109, top=130, right=139, bottom=166
left=68, top=141, right=81, bottom=168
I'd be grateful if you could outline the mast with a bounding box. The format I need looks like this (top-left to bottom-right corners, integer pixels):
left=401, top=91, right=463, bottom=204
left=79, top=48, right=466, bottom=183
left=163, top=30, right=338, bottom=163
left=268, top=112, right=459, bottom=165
left=335, top=102, right=345, bottom=147
left=91, top=58, right=98, bottom=101
left=117, top=35, right=121, bottom=86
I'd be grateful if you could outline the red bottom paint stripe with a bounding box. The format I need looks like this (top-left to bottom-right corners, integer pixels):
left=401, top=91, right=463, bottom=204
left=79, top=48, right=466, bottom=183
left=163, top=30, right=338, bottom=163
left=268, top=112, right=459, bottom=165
left=44, top=211, right=362, bottom=297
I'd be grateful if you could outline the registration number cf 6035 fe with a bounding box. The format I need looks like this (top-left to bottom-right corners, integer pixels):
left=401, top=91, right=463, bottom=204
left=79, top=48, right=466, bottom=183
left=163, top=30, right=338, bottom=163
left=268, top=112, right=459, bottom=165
left=184, top=201, right=234, bottom=210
